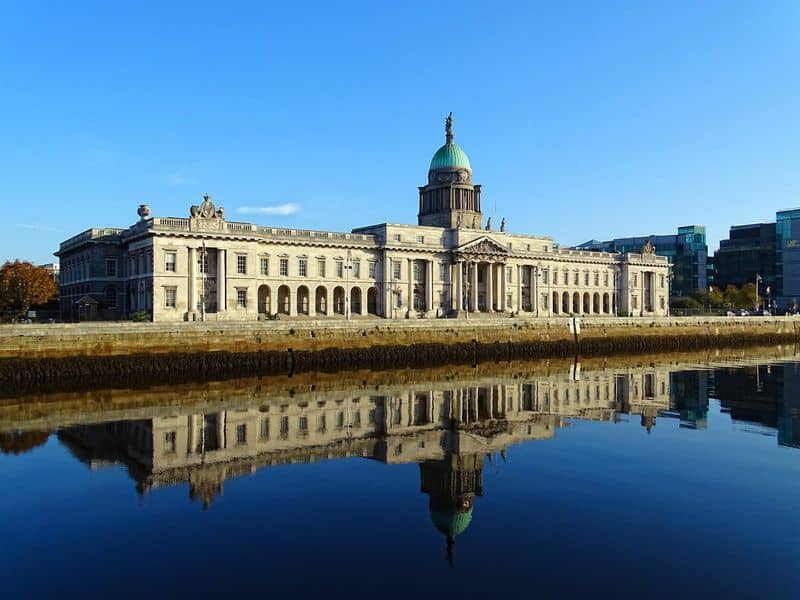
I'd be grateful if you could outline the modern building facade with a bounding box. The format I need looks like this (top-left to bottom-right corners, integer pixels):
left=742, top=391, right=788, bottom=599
left=714, top=222, right=776, bottom=295
left=713, top=209, right=800, bottom=311
left=577, top=225, right=707, bottom=298
left=56, top=116, right=670, bottom=321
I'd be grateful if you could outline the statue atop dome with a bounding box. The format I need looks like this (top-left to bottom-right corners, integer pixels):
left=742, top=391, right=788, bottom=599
left=445, top=112, right=454, bottom=144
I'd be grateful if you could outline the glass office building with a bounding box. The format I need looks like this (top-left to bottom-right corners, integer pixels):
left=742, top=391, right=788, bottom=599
left=576, top=225, right=708, bottom=297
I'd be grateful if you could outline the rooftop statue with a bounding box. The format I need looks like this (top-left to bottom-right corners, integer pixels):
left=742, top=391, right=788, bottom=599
left=445, top=112, right=454, bottom=144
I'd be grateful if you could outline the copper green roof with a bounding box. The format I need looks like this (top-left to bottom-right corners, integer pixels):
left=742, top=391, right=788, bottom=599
left=429, top=143, right=471, bottom=171
left=431, top=509, right=473, bottom=538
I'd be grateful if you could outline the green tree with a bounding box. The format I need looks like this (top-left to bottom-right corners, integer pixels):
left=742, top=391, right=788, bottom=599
left=740, top=282, right=757, bottom=309
left=0, top=260, right=58, bottom=318
left=708, top=286, right=725, bottom=308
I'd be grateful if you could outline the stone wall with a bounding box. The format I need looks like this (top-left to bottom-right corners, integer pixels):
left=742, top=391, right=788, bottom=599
left=1, top=316, right=798, bottom=360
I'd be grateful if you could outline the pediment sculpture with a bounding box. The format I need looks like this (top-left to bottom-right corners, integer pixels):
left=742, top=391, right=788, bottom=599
left=458, top=237, right=508, bottom=258
left=641, top=240, right=656, bottom=256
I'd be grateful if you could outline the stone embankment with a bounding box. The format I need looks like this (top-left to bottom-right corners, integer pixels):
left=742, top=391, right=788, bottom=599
left=0, top=316, right=798, bottom=389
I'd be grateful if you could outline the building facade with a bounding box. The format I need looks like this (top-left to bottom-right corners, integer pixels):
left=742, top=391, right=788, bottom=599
left=56, top=116, right=670, bottom=321
left=713, top=209, right=800, bottom=311
left=577, top=225, right=707, bottom=298
left=714, top=222, right=776, bottom=296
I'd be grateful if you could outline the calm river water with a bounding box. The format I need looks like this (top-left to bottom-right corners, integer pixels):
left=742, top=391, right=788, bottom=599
left=2, top=353, right=800, bottom=597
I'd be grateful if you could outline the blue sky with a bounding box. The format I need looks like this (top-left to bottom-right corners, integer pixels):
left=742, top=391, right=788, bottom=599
left=1, top=1, right=798, bottom=264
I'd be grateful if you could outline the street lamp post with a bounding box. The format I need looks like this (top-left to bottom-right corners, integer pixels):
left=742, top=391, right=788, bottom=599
left=755, top=274, right=762, bottom=312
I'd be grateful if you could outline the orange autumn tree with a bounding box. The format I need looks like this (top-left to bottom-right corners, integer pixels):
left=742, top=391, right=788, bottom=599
left=0, top=260, right=58, bottom=318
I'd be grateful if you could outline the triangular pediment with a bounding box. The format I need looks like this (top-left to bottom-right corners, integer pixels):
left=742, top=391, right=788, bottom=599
left=454, top=235, right=508, bottom=256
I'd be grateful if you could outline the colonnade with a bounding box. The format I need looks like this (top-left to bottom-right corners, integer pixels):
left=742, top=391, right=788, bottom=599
left=453, top=259, right=508, bottom=313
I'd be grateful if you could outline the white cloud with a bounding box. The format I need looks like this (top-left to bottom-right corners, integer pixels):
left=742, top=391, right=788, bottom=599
left=236, top=203, right=300, bottom=216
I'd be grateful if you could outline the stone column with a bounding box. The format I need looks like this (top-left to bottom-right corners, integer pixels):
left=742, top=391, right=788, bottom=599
left=217, top=249, right=226, bottom=312
left=407, top=258, right=413, bottom=317
left=306, top=286, right=315, bottom=317
left=470, top=261, right=478, bottom=312
left=426, top=260, right=434, bottom=314
left=218, top=411, right=226, bottom=449
left=188, top=414, right=198, bottom=454
left=516, top=265, right=522, bottom=313
left=486, top=262, right=494, bottom=313
left=383, top=255, right=391, bottom=318
left=188, top=246, right=197, bottom=317
left=500, top=263, right=507, bottom=312
left=289, top=286, right=298, bottom=317
left=454, top=261, right=463, bottom=312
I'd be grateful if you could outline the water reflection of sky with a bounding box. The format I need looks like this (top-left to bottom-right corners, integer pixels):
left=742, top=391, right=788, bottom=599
left=2, top=359, right=800, bottom=597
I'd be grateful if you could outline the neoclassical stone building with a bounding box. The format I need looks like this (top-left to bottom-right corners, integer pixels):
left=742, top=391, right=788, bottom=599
left=56, top=115, right=670, bottom=321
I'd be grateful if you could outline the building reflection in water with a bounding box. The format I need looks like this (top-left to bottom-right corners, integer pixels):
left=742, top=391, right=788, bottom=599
left=36, top=359, right=800, bottom=560
left=55, top=365, right=674, bottom=561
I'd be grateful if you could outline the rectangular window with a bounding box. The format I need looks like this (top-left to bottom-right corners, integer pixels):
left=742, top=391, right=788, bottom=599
left=604, top=272, right=609, bottom=286
left=393, top=261, right=401, bottom=280
left=198, top=253, right=209, bottom=274
left=351, top=411, right=361, bottom=428
left=164, top=287, right=177, bottom=308
left=543, top=269, right=549, bottom=284
left=298, top=416, right=308, bottom=434
left=105, top=259, right=117, bottom=277
left=416, top=235, right=425, bottom=244
left=260, top=257, right=269, bottom=276
left=164, top=252, right=176, bottom=272
left=413, top=262, right=421, bottom=281
left=298, top=258, right=308, bottom=277
left=164, top=431, right=176, bottom=453
left=563, top=270, right=568, bottom=285
left=353, top=261, right=361, bottom=279
left=335, top=261, right=344, bottom=278
left=660, top=274, right=665, bottom=288
left=280, top=416, right=289, bottom=437
left=317, top=259, right=326, bottom=277
left=237, top=288, right=247, bottom=308
left=440, top=263, right=448, bottom=282
left=584, top=272, right=590, bottom=286
left=393, top=233, right=401, bottom=242
left=506, top=292, right=512, bottom=308
left=237, top=255, right=247, bottom=275
left=260, top=417, right=269, bottom=440
left=336, top=411, right=345, bottom=429
left=574, top=271, right=579, bottom=285
left=507, top=267, right=513, bottom=282
left=368, top=261, right=376, bottom=279
left=594, top=272, right=599, bottom=286
left=526, top=244, right=532, bottom=251
left=279, top=257, right=289, bottom=276
left=633, top=273, right=638, bottom=287
left=317, top=414, right=327, bottom=433
left=236, top=424, right=247, bottom=444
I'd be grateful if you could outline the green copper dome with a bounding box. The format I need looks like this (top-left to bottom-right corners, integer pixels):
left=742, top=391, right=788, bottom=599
left=429, top=143, right=471, bottom=171
left=431, top=509, right=473, bottom=538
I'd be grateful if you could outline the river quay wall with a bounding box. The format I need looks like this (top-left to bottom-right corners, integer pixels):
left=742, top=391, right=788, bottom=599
left=1, top=316, right=798, bottom=360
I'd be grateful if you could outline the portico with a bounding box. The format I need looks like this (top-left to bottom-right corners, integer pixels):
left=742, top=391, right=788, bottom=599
left=452, top=237, right=509, bottom=314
